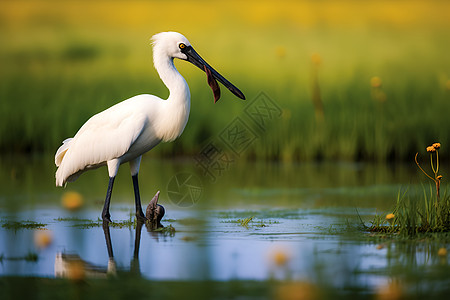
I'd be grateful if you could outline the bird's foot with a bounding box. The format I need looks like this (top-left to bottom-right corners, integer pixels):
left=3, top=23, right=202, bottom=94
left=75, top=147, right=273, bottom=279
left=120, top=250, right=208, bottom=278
left=136, top=211, right=148, bottom=223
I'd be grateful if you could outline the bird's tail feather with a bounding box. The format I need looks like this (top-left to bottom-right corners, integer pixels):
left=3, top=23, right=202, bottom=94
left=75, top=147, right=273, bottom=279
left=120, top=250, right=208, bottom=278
left=55, top=138, right=73, bottom=187
left=55, top=138, right=72, bottom=166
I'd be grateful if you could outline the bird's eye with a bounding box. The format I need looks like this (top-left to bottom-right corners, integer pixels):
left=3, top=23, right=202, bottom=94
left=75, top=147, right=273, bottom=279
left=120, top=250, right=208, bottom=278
left=179, top=43, right=186, bottom=49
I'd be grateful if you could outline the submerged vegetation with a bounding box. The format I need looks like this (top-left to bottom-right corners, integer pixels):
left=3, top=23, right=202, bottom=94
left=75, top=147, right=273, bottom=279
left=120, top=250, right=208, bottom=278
left=238, top=216, right=254, bottom=227
left=221, top=215, right=280, bottom=228
left=153, top=224, right=176, bottom=236
left=1, top=220, right=46, bottom=231
left=0, top=252, right=38, bottom=262
left=369, top=143, right=450, bottom=235
left=70, top=216, right=176, bottom=233
left=73, top=218, right=136, bottom=229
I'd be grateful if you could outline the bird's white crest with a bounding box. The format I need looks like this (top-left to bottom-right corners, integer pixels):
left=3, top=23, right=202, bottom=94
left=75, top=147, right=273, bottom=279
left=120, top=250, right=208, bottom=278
left=151, top=31, right=191, bottom=61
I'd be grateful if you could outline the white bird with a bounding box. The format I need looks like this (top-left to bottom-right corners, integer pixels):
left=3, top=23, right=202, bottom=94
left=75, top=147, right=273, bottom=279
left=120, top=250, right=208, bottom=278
left=55, top=32, right=245, bottom=223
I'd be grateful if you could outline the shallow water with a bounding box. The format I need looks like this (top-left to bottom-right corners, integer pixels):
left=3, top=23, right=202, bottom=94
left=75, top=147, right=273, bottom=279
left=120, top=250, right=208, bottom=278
left=0, top=155, right=449, bottom=298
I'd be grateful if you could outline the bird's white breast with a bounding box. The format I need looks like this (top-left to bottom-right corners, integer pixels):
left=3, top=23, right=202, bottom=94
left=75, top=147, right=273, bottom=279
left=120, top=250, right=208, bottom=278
left=121, top=94, right=190, bottom=160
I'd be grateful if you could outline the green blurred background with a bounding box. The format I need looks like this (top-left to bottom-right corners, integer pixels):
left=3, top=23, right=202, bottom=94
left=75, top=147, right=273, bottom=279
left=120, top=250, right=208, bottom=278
left=1, top=0, right=449, bottom=161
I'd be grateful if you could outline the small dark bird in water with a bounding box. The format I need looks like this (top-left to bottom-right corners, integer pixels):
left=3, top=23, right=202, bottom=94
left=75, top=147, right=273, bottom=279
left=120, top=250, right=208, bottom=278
left=145, top=191, right=165, bottom=229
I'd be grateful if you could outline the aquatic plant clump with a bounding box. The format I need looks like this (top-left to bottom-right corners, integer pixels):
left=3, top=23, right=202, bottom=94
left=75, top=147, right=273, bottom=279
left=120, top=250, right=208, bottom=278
left=369, top=143, right=450, bottom=235
left=369, top=191, right=450, bottom=235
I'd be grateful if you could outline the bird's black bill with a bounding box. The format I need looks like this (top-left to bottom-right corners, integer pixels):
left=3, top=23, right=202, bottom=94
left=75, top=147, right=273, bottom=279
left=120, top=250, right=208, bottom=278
left=181, top=46, right=246, bottom=102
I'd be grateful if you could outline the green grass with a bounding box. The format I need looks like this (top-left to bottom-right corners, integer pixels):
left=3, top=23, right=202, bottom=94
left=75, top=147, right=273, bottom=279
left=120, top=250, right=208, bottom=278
left=1, top=1, right=450, bottom=161
left=369, top=145, right=450, bottom=236
left=369, top=187, right=450, bottom=235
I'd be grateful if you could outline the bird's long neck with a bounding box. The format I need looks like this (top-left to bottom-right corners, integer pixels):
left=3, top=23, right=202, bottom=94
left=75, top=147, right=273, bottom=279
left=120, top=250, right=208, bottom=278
left=154, top=55, right=190, bottom=106
left=153, top=53, right=191, bottom=141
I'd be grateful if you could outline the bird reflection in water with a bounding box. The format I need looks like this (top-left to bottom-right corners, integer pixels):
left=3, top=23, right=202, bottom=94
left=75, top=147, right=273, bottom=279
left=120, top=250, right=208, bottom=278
left=55, top=191, right=168, bottom=279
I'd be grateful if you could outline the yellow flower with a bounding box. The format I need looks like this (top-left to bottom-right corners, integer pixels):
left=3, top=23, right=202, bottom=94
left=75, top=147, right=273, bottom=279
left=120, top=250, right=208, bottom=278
left=273, top=250, right=289, bottom=267
left=34, top=229, right=53, bottom=249
left=62, top=191, right=84, bottom=211
left=376, top=281, right=403, bottom=300
left=426, top=146, right=436, bottom=153
left=269, top=246, right=291, bottom=268
left=438, top=248, right=447, bottom=257
left=66, top=260, right=86, bottom=281
left=376, top=244, right=385, bottom=250
left=386, top=213, right=395, bottom=220
left=432, top=143, right=441, bottom=149
left=370, top=76, right=382, bottom=88
left=311, top=53, right=321, bottom=66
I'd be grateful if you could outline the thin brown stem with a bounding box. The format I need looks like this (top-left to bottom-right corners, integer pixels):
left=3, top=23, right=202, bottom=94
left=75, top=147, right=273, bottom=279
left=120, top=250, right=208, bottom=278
left=415, top=153, right=436, bottom=182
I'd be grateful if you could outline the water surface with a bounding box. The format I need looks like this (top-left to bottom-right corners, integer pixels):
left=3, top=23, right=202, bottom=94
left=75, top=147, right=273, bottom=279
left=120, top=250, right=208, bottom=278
left=0, top=155, right=449, bottom=299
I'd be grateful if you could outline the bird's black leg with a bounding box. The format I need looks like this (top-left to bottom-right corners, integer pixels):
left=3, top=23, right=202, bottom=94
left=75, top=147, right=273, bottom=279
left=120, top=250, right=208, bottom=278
left=131, top=220, right=144, bottom=275
left=134, top=220, right=144, bottom=259
left=102, top=176, right=115, bottom=223
left=102, top=221, right=114, bottom=258
left=132, top=174, right=147, bottom=221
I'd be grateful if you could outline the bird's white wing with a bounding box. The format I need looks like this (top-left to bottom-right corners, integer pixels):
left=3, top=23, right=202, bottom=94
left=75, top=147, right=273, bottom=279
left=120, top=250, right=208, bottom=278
left=55, top=100, right=149, bottom=186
